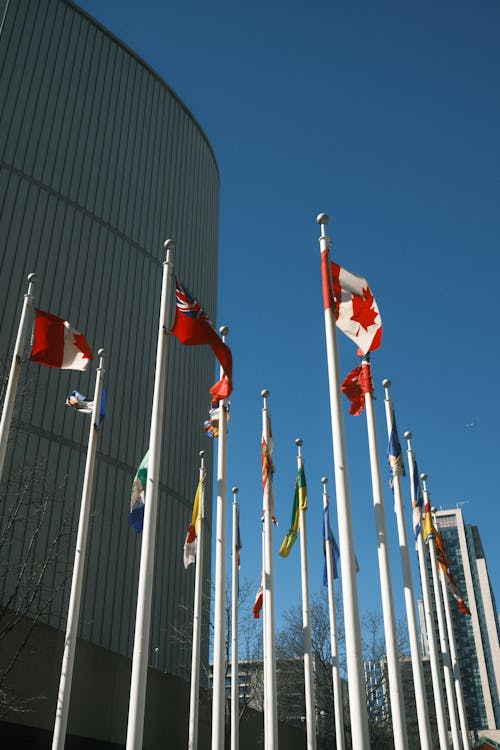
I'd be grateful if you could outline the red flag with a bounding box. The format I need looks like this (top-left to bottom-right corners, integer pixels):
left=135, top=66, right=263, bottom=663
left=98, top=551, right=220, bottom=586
left=320, top=247, right=382, bottom=356
left=434, top=530, right=471, bottom=615
left=30, top=309, right=93, bottom=371
left=171, top=279, right=232, bottom=400
left=341, top=358, right=374, bottom=416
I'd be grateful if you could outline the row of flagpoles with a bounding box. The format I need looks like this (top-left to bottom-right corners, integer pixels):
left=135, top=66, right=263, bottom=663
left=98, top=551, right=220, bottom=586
left=0, top=217, right=473, bottom=750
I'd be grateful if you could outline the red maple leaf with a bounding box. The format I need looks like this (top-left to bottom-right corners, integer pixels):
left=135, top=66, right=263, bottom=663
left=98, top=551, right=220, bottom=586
left=351, top=287, right=378, bottom=331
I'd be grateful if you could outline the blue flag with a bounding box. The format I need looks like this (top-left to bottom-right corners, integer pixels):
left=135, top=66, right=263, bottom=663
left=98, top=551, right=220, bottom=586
left=411, top=457, right=424, bottom=539
left=322, top=506, right=340, bottom=585
left=387, top=408, right=405, bottom=485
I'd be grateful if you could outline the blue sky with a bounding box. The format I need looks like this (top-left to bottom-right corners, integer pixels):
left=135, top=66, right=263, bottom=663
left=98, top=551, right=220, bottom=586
left=77, top=0, right=500, bottom=631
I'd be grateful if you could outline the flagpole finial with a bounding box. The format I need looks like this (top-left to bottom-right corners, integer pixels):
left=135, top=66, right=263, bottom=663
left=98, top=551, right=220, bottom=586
left=382, top=378, right=391, bottom=388
left=316, top=213, right=329, bottom=225
left=404, top=431, right=412, bottom=439
left=199, top=450, right=205, bottom=458
left=98, top=348, right=105, bottom=357
left=261, top=389, right=269, bottom=398
left=295, top=438, right=303, bottom=447
left=321, top=476, right=328, bottom=484
left=163, top=239, right=175, bottom=250
left=219, top=325, right=229, bottom=337
left=27, top=273, right=37, bottom=283
left=232, top=486, right=238, bottom=494
left=420, top=472, right=427, bottom=481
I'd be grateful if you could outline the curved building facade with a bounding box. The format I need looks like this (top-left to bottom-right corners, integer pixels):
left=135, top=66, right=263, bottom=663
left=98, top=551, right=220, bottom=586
left=0, top=0, right=218, bottom=680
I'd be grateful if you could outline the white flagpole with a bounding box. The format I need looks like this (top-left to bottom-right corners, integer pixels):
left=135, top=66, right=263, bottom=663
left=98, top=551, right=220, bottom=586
left=126, top=240, right=175, bottom=750
left=421, top=474, right=461, bottom=750
left=261, top=389, right=278, bottom=750
left=0, top=273, right=36, bottom=486
left=231, top=486, right=240, bottom=750
left=382, top=381, right=432, bottom=750
left=433, top=512, right=471, bottom=750
left=405, top=434, right=449, bottom=750
left=52, top=349, right=106, bottom=750
left=362, top=361, right=408, bottom=749
left=295, top=439, right=317, bottom=750
left=316, top=213, right=369, bottom=749
left=188, top=450, right=206, bottom=750
left=321, top=477, right=345, bottom=750
left=211, top=326, right=230, bottom=750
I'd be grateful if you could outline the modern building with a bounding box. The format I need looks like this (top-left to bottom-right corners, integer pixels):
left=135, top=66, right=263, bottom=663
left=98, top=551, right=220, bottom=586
left=420, top=508, right=500, bottom=735
left=0, top=0, right=219, bottom=702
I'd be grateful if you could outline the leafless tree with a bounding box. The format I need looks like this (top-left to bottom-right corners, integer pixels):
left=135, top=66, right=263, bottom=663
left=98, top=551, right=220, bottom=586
left=0, top=460, right=71, bottom=716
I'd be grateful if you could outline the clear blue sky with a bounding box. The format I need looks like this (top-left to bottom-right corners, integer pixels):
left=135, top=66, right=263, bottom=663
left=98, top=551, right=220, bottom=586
left=77, top=0, right=500, bottom=629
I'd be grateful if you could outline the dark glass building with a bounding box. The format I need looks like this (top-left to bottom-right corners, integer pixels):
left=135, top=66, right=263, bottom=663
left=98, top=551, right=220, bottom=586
left=0, top=0, right=219, bottom=681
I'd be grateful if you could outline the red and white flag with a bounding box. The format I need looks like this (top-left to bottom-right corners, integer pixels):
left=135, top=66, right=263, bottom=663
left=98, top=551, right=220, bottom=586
left=30, top=309, right=93, bottom=370
left=321, top=250, right=382, bottom=356
left=252, top=579, right=263, bottom=619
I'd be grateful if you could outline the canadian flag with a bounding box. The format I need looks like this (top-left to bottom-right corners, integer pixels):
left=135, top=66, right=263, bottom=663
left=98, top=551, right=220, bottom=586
left=321, top=249, right=382, bottom=356
left=30, top=309, right=93, bottom=370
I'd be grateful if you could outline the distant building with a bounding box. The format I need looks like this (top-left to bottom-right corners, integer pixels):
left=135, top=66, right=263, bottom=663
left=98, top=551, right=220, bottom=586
left=210, top=657, right=348, bottom=746
left=420, top=508, right=500, bottom=733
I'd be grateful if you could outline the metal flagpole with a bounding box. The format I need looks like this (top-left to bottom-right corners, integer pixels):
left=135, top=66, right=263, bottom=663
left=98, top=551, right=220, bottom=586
left=295, top=439, right=317, bottom=750
left=261, top=389, right=278, bottom=750
left=321, top=477, right=345, bottom=750
left=0, top=273, right=36, bottom=486
left=52, top=349, right=106, bottom=750
left=231, top=486, right=240, bottom=750
left=211, top=326, right=230, bottom=750
left=382, top=381, right=432, bottom=750
left=422, top=474, right=461, bottom=750
left=126, top=240, right=175, bottom=750
left=405, top=434, right=449, bottom=750
left=188, top=450, right=206, bottom=750
left=433, top=512, right=471, bottom=750
left=362, top=361, right=408, bottom=749
left=316, top=213, right=370, bottom=749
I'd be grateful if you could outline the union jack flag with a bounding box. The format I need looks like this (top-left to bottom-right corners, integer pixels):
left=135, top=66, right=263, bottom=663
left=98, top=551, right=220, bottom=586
left=175, top=281, right=213, bottom=325
left=171, top=277, right=233, bottom=401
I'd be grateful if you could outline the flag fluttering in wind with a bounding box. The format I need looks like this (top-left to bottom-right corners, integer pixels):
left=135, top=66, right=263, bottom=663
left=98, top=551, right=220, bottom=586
left=322, top=506, right=340, bottom=585
left=236, top=506, right=242, bottom=570
left=341, top=356, right=374, bottom=415
left=66, top=387, right=106, bottom=426
left=424, top=502, right=471, bottom=615
left=423, top=498, right=435, bottom=543
left=279, top=467, right=307, bottom=558
left=434, top=530, right=471, bottom=615
left=252, top=579, right=263, bottom=619
left=170, top=279, right=232, bottom=401
left=321, top=254, right=382, bottom=356
left=261, top=416, right=277, bottom=526
left=410, top=457, right=423, bottom=540
left=129, top=451, right=149, bottom=533
left=184, top=476, right=203, bottom=568
left=30, top=309, right=93, bottom=370
left=387, top=407, right=405, bottom=484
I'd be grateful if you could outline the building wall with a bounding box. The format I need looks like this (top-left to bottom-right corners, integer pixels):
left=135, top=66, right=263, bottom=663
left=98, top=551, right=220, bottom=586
left=0, top=619, right=308, bottom=749
left=0, top=0, right=219, bottom=680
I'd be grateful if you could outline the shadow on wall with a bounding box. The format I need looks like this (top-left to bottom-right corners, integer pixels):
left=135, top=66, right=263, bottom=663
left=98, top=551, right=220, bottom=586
left=0, top=618, right=306, bottom=749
